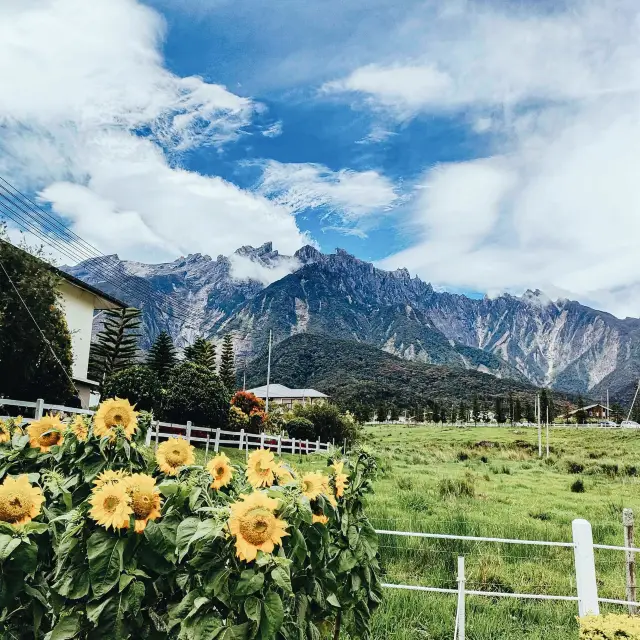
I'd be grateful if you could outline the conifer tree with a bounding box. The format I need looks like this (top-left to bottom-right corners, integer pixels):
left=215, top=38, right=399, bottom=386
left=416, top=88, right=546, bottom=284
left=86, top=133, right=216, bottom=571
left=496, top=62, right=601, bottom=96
left=472, top=396, right=481, bottom=425
left=513, top=397, right=523, bottom=423
left=184, top=336, right=216, bottom=372
left=89, top=307, right=141, bottom=390
left=219, top=334, right=236, bottom=392
left=146, top=330, right=177, bottom=384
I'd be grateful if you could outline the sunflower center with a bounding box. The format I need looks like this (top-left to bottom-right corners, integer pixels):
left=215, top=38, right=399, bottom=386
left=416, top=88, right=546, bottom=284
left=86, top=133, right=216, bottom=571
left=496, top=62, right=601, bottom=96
left=105, top=408, right=129, bottom=428
left=214, top=465, right=225, bottom=478
left=132, top=492, right=153, bottom=518
left=104, top=495, right=121, bottom=512
left=40, top=432, right=61, bottom=446
left=239, top=508, right=274, bottom=545
left=0, top=492, right=31, bottom=522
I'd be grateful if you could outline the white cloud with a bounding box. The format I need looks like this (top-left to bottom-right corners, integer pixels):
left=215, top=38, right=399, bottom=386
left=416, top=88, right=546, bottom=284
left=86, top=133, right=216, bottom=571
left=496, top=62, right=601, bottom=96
left=0, top=0, right=307, bottom=262
left=229, top=253, right=301, bottom=285
left=262, top=122, right=283, bottom=138
left=327, top=0, right=640, bottom=318
left=256, top=160, right=400, bottom=235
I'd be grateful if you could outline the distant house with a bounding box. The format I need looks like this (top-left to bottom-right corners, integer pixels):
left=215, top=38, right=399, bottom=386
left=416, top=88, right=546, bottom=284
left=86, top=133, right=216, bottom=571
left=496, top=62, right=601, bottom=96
left=247, top=384, right=328, bottom=409
left=54, top=267, right=127, bottom=407
left=568, top=403, right=608, bottom=420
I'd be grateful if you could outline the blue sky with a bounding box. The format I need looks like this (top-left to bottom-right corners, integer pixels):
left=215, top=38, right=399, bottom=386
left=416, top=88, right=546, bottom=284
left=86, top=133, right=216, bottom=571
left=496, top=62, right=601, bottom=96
left=1, top=0, right=640, bottom=317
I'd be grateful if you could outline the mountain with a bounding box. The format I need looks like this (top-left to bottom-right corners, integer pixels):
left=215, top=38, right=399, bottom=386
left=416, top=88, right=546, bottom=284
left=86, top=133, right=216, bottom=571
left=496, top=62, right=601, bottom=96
left=243, top=334, right=565, bottom=410
left=65, top=244, right=640, bottom=401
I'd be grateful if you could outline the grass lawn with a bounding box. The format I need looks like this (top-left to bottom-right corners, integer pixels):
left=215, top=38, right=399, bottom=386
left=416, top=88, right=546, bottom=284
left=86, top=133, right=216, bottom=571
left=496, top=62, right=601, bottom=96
left=194, top=425, right=640, bottom=639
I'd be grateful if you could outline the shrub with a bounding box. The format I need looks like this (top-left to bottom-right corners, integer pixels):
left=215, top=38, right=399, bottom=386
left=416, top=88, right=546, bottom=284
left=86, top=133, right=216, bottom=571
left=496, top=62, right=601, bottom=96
left=0, top=399, right=383, bottom=639
left=285, top=416, right=315, bottom=440
left=457, top=451, right=470, bottom=462
left=397, top=475, right=414, bottom=491
left=579, top=613, right=640, bottom=638
left=164, top=361, right=230, bottom=427
left=228, top=404, right=249, bottom=430
left=567, top=460, right=585, bottom=474
left=571, top=478, right=586, bottom=493
left=293, top=402, right=355, bottom=443
left=103, top=365, right=163, bottom=413
left=231, top=390, right=265, bottom=416
left=248, top=407, right=266, bottom=433
left=438, top=476, right=475, bottom=499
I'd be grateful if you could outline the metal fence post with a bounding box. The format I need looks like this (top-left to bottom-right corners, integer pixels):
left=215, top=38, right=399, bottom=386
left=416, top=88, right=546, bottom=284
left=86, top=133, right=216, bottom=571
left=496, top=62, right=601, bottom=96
left=456, top=556, right=465, bottom=640
left=573, top=519, right=600, bottom=617
left=214, top=428, right=221, bottom=453
left=186, top=421, right=192, bottom=444
left=624, top=508, right=637, bottom=614
left=238, top=428, right=245, bottom=450
left=35, top=398, right=44, bottom=420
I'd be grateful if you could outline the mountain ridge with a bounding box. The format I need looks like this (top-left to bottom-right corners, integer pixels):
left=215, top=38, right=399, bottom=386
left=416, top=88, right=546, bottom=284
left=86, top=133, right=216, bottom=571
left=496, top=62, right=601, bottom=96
left=64, top=243, right=640, bottom=400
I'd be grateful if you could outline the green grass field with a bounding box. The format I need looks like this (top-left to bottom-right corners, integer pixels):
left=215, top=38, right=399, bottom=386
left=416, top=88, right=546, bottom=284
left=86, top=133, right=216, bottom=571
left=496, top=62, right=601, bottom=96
left=195, top=425, right=640, bottom=639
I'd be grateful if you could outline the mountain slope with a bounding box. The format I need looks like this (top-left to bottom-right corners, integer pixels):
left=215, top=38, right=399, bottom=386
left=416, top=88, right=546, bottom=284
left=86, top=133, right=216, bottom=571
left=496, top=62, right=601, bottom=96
left=243, top=334, right=560, bottom=409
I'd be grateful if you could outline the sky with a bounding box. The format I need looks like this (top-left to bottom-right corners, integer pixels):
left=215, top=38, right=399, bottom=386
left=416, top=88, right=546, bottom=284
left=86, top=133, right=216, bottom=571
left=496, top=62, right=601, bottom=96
left=1, top=0, right=640, bottom=317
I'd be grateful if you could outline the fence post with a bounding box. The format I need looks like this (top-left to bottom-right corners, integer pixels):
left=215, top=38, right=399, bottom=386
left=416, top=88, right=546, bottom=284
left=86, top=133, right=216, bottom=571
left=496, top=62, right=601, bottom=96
left=573, top=519, right=600, bottom=617
left=238, top=429, right=245, bottom=450
left=277, top=435, right=282, bottom=456
left=624, top=508, right=637, bottom=614
left=35, top=398, right=44, bottom=420
left=260, top=432, right=265, bottom=449
left=456, top=556, right=465, bottom=640
left=205, top=433, right=210, bottom=463
left=214, top=428, right=221, bottom=453
left=305, top=439, right=309, bottom=455
left=145, top=427, right=152, bottom=447
left=154, top=421, right=160, bottom=451
left=343, top=439, right=347, bottom=454
left=291, top=438, right=295, bottom=454
left=316, top=437, right=320, bottom=452
left=186, top=421, right=192, bottom=444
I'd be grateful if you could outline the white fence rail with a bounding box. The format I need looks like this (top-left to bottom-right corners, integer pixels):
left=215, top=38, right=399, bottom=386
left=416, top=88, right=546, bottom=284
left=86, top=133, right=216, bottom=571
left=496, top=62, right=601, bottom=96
left=376, top=517, right=640, bottom=637
left=0, top=397, right=335, bottom=455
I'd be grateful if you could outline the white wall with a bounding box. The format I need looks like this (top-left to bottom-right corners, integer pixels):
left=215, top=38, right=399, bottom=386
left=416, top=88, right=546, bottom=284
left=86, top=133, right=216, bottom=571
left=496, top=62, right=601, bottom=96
left=57, top=281, right=97, bottom=382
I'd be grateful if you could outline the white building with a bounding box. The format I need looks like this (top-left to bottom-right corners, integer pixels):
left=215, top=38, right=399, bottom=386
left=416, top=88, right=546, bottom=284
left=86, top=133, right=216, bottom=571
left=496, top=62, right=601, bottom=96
left=247, top=384, right=328, bottom=409
left=54, top=268, right=126, bottom=407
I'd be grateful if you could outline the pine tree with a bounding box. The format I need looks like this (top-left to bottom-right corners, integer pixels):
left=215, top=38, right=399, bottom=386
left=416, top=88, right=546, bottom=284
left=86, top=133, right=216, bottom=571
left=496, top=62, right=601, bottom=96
left=184, top=336, right=216, bottom=372
left=494, top=397, right=507, bottom=424
left=540, top=389, right=556, bottom=423
left=525, top=400, right=536, bottom=423
left=376, top=402, right=387, bottom=423
left=146, top=331, right=177, bottom=384
left=513, top=398, right=523, bottom=423
left=219, top=334, right=236, bottom=392
left=472, top=396, right=481, bottom=425
left=89, top=307, right=141, bottom=390
left=458, top=400, right=467, bottom=424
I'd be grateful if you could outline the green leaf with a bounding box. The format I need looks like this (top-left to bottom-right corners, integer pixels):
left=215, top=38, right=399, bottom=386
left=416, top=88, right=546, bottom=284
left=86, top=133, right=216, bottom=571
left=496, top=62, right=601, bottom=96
left=244, top=596, right=261, bottom=623
left=326, top=593, right=340, bottom=608
left=53, top=564, right=91, bottom=600
left=235, top=570, right=265, bottom=596
left=87, top=597, right=113, bottom=625
left=259, top=592, right=284, bottom=638
left=348, top=526, right=360, bottom=550
left=176, top=517, right=200, bottom=561
left=0, top=534, right=20, bottom=561
left=119, top=574, right=134, bottom=593
left=289, top=528, right=307, bottom=563
left=145, top=519, right=177, bottom=559
left=87, top=529, right=125, bottom=599
left=271, top=565, right=292, bottom=593
left=125, top=581, right=145, bottom=618
left=336, top=549, right=357, bottom=573
left=158, top=481, right=180, bottom=497
left=51, top=614, right=81, bottom=639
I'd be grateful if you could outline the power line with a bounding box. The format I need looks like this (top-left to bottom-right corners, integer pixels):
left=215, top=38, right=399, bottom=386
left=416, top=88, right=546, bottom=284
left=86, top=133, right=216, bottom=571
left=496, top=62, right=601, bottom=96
left=0, top=177, right=201, bottom=327
left=0, top=255, right=78, bottom=393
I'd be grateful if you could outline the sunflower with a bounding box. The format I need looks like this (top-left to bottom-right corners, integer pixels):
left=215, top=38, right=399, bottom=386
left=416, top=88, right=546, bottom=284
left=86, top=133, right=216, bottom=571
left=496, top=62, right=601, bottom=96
left=94, top=398, right=138, bottom=441
left=331, top=461, right=349, bottom=498
left=70, top=415, right=89, bottom=441
left=0, top=420, right=9, bottom=444
left=228, top=492, right=289, bottom=562
left=156, top=438, right=195, bottom=476
left=28, top=415, right=65, bottom=452
left=301, top=472, right=327, bottom=501
left=207, top=454, right=234, bottom=490
left=246, top=449, right=277, bottom=488
left=93, top=469, right=128, bottom=489
left=89, top=482, right=132, bottom=531
left=312, top=514, right=329, bottom=525
left=0, top=475, right=44, bottom=526
left=124, top=474, right=162, bottom=533
left=275, top=462, right=295, bottom=485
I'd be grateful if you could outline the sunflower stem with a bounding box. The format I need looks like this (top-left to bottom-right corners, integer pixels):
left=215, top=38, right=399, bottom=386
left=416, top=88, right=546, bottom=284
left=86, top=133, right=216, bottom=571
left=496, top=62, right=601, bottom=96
left=333, top=610, right=342, bottom=640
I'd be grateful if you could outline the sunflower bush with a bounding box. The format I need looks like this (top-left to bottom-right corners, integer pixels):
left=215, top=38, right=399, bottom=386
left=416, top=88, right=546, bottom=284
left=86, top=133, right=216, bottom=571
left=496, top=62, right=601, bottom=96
left=0, top=397, right=381, bottom=639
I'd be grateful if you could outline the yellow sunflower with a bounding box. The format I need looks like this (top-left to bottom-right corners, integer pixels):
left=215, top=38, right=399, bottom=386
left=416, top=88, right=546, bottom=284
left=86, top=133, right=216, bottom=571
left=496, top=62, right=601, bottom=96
left=93, top=469, right=128, bottom=489
left=124, top=474, right=162, bottom=533
left=28, top=414, right=65, bottom=452
left=275, top=462, right=295, bottom=485
left=207, top=454, right=234, bottom=490
left=331, top=461, right=349, bottom=498
left=94, top=398, right=138, bottom=441
left=228, top=492, right=289, bottom=562
left=301, top=472, right=327, bottom=501
left=89, top=482, right=132, bottom=531
left=312, top=514, right=329, bottom=525
left=156, top=438, right=195, bottom=476
left=0, top=475, right=44, bottom=526
left=0, top=420, right=9, bottom=444
left=246, top=449, right=277, bottom=488
left=70, top=415, right=89, bottom=441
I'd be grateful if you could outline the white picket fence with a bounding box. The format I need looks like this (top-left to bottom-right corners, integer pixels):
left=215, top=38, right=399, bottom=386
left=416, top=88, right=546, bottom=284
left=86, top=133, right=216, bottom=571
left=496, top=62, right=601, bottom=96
left=376, top=517, right=640, bottom=639
left=0, top=397, right=335, bottom=456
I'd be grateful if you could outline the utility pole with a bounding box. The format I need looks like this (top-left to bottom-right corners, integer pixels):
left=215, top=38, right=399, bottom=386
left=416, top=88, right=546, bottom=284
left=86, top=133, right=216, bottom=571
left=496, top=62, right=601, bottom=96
left=546, top=405, right=550, bottom=459
left=265, top=330, right=272, bottom=414
left=627, top=380, right=640, bottom=423
left=537, top=393, right=542, bottom=457
left=243, top=362, right=246, bottom=391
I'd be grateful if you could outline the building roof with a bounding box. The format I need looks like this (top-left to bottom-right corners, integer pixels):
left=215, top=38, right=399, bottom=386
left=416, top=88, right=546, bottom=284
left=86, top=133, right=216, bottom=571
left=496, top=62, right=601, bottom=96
left=247, top=384, right=328, bottom=399
left=568, top=403, right=607, bottom=415
left=54, top=266, right=127, bottom=310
